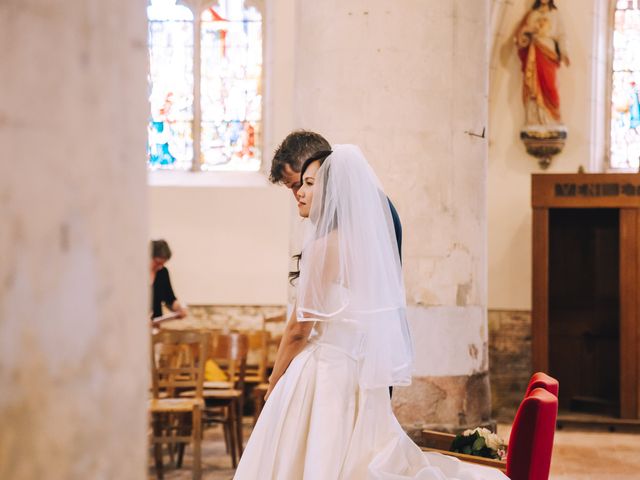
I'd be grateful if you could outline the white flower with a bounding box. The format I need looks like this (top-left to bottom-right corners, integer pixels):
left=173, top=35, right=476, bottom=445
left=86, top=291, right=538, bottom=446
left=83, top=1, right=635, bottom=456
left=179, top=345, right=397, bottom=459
left=463, top=427, right=505, bottom=452
left=484, top=433, right=502, bottom=451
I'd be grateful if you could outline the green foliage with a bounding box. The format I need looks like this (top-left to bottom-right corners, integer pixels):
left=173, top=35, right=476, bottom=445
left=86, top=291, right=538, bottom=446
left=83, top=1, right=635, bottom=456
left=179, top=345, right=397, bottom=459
left=450, top=431, right=500, bottom=460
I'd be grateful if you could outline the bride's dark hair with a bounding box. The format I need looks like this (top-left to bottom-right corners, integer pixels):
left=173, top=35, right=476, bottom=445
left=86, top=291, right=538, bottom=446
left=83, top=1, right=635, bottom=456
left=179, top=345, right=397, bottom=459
left=289, top=150, right=333, bottom=284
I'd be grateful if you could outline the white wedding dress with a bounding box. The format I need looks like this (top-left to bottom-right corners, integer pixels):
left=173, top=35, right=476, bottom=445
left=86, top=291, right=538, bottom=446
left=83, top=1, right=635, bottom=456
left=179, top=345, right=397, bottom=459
left=234, top=146, right=507, bottom=479
left=234, top=315, right=508, bottom=480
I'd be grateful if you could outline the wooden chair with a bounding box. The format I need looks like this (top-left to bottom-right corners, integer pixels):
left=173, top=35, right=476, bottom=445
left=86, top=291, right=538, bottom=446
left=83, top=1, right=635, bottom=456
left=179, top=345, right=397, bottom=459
left=252, top=313, right=286, bottom=423
left=252, top=383, right=269, bottom=425
left=244, top=329, right=270, bottom=385
left=263, top=313, right=286, bottom=364
left=201, top=328, right=235, bottom=391
left=149, top=330, right=208, bottom=480
left=181, top=332, right=249, bottom=467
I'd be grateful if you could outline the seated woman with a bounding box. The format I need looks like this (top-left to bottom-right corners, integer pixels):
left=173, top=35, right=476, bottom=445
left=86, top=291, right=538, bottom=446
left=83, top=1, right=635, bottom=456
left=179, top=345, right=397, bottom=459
left=150, top=239, right=187, bottom=320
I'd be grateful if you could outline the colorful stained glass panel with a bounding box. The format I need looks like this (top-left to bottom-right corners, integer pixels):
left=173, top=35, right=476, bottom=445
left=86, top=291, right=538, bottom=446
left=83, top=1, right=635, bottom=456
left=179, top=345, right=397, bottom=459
left=611, top=3, right=640, bottom=169
left=147, top=0, right=194, bottom=170
left=200, top=1, right=262, bottom=171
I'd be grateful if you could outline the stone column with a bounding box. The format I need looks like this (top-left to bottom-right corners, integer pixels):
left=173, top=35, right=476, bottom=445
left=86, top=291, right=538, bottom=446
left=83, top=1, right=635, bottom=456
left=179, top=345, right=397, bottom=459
left=294, top=0, right=491, bottom=436
left=0, top=1, right=149, bottom=478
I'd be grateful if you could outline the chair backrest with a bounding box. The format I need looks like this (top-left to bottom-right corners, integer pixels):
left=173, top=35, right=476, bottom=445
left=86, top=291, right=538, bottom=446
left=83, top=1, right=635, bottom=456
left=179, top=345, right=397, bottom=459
left=245, top=330, right=270, bottom=382
left=150, top=330, right=208, bottom=399
left=525, top=372, right=559, bottom=398
left=506, top=387, right=558, bottom=480
left=263, top=313, right=286, bottom=365
left=208, top=332, right=249, bottom=388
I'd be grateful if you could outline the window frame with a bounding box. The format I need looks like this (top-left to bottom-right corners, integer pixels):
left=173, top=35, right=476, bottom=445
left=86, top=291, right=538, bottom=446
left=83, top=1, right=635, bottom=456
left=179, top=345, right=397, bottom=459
left=606, top=0, right=640, bottom=172
left=147, top=0, right=265, bottom=174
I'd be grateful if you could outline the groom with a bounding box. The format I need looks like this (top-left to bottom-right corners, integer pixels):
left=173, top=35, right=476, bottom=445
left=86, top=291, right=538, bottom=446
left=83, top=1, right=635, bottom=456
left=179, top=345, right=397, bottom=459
left=268, top=130, right=402, bottom=399
left=270, top=130, right=403, bottom=259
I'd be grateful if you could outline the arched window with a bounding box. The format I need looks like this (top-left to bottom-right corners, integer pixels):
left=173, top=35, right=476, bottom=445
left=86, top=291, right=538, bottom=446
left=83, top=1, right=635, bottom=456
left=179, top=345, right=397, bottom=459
left=611, top=0, right=640, bottom=169
left=147, top=0, right=262, bottom=172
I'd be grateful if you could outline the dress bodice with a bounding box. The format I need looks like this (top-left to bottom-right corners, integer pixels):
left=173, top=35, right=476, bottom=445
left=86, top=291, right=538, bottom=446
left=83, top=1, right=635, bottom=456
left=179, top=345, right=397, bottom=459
left=302, top=282, right=365, bottom=360
left=310, top=320, right=365, bottom=360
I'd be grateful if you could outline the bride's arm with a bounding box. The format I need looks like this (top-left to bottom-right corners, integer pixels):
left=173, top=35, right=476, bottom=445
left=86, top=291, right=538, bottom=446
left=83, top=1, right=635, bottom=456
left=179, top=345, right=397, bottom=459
left=265, top=307, right=314, bottom=400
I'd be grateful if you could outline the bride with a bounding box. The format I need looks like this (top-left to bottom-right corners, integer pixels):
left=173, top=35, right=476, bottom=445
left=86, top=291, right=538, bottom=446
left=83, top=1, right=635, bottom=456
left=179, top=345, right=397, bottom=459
left=234, top=145, right=507, bottom=480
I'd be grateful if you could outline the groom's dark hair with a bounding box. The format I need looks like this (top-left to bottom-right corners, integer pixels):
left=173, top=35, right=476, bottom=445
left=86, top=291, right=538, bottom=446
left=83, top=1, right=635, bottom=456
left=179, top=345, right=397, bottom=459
left=532, top=0, right=556, bottom=9
left=270, top=130, right=331, bottom=184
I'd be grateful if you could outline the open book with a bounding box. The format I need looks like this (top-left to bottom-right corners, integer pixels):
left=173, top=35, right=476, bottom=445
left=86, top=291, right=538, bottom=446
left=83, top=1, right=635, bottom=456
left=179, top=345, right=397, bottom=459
left=151, top=311, right=182, bottom=325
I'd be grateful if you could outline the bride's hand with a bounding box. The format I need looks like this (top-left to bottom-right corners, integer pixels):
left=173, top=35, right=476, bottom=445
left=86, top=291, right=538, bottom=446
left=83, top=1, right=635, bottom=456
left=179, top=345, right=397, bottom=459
left=264, top=383, right=275, bottom=401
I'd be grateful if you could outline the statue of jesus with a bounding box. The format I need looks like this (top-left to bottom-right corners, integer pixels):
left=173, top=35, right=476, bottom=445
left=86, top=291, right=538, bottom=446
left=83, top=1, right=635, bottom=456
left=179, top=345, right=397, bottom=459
left=514, top=0, right=570, bottom=126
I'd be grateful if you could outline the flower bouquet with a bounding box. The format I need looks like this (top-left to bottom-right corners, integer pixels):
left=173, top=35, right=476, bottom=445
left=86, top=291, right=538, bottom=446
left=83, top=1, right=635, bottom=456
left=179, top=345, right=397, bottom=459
left=450, top=427, right=507, bottom=461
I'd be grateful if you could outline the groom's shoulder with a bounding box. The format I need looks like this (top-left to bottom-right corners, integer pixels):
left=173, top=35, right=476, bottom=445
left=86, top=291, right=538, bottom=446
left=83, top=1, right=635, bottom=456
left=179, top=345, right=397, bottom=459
left=387, top=197, right=402, bottom=223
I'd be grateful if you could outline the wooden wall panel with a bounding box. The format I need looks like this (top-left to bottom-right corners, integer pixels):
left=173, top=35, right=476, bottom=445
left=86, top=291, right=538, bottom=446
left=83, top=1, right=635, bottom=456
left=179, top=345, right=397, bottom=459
left=620, top=209, right=640, bottom=418
left=532, top=207, right=549, bottom=373
left=532, top=175, right=640, bottom=419
left=532, top=174, right=640, bottom=208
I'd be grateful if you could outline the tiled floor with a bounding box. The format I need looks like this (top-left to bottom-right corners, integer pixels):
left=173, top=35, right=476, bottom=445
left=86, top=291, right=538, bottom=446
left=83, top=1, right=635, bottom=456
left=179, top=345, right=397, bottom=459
left=149, top=421, right=640, bottom=479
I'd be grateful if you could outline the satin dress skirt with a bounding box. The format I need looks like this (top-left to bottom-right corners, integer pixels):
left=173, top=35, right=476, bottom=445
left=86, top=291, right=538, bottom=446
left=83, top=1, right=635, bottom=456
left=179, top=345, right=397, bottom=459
left=234, top=325, right=508, bottom=480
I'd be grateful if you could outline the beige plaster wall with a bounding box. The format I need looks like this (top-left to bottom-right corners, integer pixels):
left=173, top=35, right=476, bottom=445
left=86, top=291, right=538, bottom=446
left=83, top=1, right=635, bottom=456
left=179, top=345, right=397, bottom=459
left=488, top=0, right=608, bottom=310
left=148, top=183, right=290, bottom=305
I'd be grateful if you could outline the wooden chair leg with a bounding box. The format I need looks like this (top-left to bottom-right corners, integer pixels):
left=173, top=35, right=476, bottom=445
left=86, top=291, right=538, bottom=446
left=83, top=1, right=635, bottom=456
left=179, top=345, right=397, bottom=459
left=152, top=414, right=164, bottom=480
left=235, top=398, right=244, bottom=457
left=176, top=443, right=185, bottom=469
left=223, top=422, right=231, bottom=453
left=227, top=404, right=238, bottom=468
left=192, top=406, right=202, bottom=480
left=176, top=416, right=188, bottom=468
left=253, top=393, right=264, bottom=426
left=168, top=414, right=176, bottom=466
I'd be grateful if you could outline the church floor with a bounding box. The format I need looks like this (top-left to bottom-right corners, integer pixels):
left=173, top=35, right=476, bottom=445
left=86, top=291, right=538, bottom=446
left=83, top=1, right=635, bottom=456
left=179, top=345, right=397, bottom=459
left=148, top=420, right=640, bottom=479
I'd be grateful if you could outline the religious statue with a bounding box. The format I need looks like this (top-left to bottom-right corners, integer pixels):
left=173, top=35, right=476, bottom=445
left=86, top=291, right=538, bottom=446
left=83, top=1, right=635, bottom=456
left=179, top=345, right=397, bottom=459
left=514, top=0, right=570, bottom=169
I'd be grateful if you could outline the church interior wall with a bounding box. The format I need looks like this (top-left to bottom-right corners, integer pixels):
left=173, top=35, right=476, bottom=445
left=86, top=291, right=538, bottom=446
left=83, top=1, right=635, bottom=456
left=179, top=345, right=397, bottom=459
left=153, top=0, right=495, bottom=433
left=487, top=0, right=610, bottom=416
left=0, top=1, right=150, bottom=477
left=148, top=0, right=614, bottom=420
left=148, top=184, right=290, bottom=305
left=288, top=0, right=492, bottom=433
left=488, top=0, right=603, bottom=312
left=148, top=0, right=295, bottom=308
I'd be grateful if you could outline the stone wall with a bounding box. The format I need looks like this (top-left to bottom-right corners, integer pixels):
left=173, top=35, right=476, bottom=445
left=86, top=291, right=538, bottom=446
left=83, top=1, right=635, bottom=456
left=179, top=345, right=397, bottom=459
left=488, top=309, right=532, bottom=421
left=158, top=305, right=287, bottom=365
left=293, top=0, right=492, bottom=435
left=160, top=304, right=286, bottom=333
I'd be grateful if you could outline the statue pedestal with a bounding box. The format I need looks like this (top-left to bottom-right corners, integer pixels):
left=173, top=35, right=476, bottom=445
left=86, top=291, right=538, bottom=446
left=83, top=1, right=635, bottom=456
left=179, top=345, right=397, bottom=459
left=520, top=125, right=567, bottom=169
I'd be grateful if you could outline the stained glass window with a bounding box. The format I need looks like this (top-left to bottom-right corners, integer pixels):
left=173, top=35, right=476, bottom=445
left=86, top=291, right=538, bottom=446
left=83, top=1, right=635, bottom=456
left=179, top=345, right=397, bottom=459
left=201, top=2, right=262, bottom=171
left=147, top=0, right=194, bottom=170
left=611, top=1, right=640, bottom=169
left=146, top=0, right=262, bottom=172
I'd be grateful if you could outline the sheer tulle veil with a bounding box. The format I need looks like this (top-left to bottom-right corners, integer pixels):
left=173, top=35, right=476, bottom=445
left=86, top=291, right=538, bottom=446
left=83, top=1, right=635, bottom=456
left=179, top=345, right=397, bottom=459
left=296, top=144, right=414, bottom=389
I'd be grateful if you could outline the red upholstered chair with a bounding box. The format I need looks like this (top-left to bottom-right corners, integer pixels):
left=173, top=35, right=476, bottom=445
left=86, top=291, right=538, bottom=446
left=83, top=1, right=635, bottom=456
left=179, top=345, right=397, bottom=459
left=506, top=387, right=558, bottom=480
left=525, top=372, right=559, bottom=398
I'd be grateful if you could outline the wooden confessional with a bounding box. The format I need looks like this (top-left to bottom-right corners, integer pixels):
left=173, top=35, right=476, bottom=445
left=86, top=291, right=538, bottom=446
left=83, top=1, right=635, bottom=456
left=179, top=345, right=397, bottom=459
left=532, top=174, right=640, bottom=420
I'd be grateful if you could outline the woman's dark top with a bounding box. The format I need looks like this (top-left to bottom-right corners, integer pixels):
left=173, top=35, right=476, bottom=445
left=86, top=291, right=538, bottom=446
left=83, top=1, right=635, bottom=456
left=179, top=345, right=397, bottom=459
left=151, top=267, right=177, bottom=318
